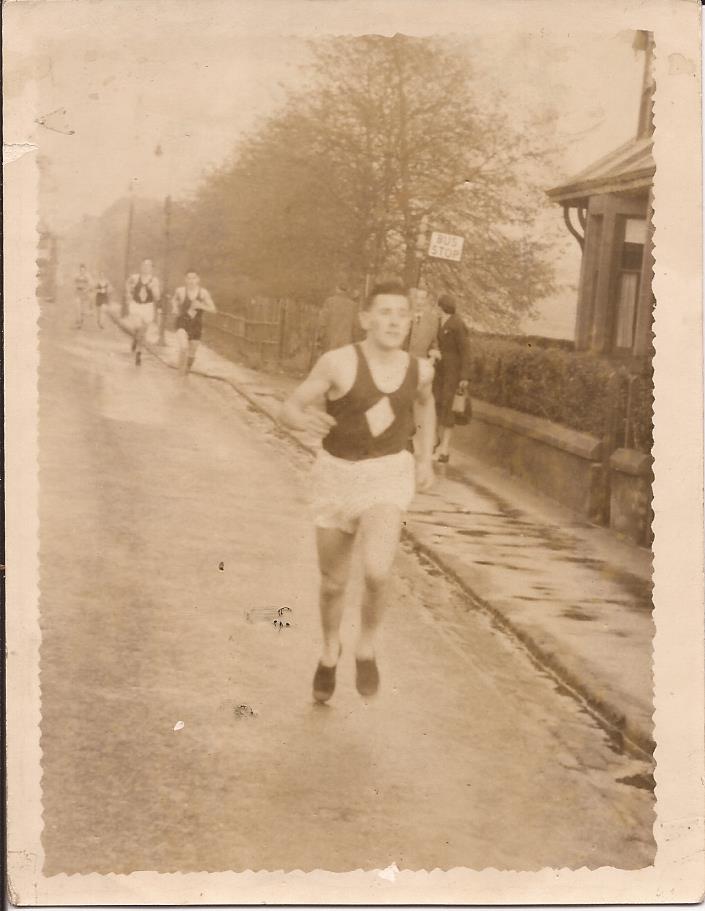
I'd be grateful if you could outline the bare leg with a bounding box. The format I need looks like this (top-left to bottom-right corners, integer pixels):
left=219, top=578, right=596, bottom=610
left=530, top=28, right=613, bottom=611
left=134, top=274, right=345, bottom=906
left=175, top=329, right=189, bottom=373
left=437, top=425, right=453, bottom=458
left=356, top=504, right=404, bottom=660
left=187, top=339, right=199, bottom=373
left=134, top=322, right=147, bottom=363
left=315, top=526, right=355, bottom=666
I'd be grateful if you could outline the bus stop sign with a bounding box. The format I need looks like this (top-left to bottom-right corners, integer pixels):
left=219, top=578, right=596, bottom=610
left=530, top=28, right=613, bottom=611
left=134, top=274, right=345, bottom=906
left=428, top=231, right=464, bottom=262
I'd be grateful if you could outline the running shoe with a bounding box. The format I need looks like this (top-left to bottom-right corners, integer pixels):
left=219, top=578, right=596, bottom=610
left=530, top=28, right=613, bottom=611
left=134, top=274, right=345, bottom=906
left=355, top=657, right=380, bottom=697
left=312, top=662, right=337, bottom=703
left=312, top=645, right=342, bottom=703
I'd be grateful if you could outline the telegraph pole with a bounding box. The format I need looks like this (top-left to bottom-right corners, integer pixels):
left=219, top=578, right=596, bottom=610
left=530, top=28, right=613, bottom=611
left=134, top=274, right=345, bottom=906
left=159, top=194, right=172, bottom=346
left=414, top=215, right=429, bottom=289
left=122, top=181, right=135, bottom=317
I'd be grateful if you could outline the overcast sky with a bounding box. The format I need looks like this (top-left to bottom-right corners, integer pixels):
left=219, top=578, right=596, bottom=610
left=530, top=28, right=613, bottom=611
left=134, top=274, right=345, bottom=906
left=18, top=4, right=645, bottom=233
left=10, top=3, right=646, bottom=335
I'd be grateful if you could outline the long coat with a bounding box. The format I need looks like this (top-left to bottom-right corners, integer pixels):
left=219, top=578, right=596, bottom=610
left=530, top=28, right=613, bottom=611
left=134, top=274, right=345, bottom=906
left=432, top=312, right=470, bottom=427
left=406, top=308, right=441, bottom=358
left=317, top=292, right=359, bottom=353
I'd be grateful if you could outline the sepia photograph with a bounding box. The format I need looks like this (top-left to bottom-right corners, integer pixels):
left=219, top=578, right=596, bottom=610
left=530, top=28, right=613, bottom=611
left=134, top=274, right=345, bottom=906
left=4, top=0, right=703, bottom=903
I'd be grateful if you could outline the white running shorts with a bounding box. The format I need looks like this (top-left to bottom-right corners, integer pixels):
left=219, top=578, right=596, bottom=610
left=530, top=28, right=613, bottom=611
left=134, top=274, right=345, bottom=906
left=129, top=301, right=155, bottom=326
left=310, top=448, right=416, bottom=534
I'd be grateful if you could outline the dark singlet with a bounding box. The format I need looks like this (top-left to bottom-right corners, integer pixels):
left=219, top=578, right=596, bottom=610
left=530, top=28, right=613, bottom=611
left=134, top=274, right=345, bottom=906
left=175, top=289, right=205, bottom=339
left=132, top=276, right=155, bottom=304
left=95, top=280, right=109, bottom=304
left=323, top=344, right=419, bottom=462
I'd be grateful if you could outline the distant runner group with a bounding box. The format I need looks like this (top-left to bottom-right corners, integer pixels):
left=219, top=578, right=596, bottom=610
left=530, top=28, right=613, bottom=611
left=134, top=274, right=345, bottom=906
left=73, top=258, right=216, bottom=374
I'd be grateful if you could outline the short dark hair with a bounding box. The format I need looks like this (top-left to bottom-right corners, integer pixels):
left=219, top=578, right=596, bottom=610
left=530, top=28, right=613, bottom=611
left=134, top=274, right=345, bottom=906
left=364, top=277, right=408, bottom=310
left=438, top=294, right=456, bottom=314
left=185, top=269, right=199, bottom=276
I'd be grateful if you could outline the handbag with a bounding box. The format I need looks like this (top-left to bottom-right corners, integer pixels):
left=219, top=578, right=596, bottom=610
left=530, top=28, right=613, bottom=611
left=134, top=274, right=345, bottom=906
left=452, top=388, right=472, bottom=426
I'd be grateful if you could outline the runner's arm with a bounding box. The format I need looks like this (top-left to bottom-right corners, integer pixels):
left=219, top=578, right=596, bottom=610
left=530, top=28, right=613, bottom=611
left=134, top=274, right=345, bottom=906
left=197, top=289, right=217, bottom=313
left=278, top=354, right=337, bottom=437
left=151, top=277, right=162, bottom=304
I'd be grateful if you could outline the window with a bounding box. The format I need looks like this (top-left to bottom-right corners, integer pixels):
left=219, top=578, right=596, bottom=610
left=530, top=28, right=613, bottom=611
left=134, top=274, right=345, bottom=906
left=613, top=217, right=646, bottom=351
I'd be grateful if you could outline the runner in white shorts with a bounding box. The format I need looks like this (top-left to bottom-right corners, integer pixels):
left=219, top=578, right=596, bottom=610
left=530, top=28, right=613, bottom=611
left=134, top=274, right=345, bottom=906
left=279, top=278, right=436, bottom=703
left=125, top=259, right=161, bottom=366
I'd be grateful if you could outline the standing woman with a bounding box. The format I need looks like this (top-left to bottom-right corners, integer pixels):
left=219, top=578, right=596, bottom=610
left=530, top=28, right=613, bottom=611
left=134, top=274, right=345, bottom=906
left=430, top=293, right=470, bottom=464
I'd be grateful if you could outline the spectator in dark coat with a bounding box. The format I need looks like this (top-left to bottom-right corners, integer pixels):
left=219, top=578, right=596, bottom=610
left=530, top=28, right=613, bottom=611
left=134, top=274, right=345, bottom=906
left=430, top=294, right=470, bottom=463
left=405, top=288, right=441, bottom=358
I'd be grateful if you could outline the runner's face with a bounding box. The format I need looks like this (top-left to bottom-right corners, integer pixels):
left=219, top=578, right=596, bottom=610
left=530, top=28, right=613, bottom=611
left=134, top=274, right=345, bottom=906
left=185, top=273, right=199, bottom=290
left=140, top=261, right=153, bottom=278
left=360, top=294, right=411, bottom=349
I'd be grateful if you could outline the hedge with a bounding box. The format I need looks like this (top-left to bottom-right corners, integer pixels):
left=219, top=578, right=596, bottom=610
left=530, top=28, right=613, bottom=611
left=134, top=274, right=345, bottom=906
left=466, top=333, right=653, bottom=454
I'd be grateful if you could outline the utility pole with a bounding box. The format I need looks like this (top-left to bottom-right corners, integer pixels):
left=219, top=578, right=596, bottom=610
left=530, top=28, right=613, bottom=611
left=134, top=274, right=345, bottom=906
left=159, top=194, right=172, bottom=346
left=122, top=181, right=135, bottom=317
left=414, top=215, right=429, bottom=289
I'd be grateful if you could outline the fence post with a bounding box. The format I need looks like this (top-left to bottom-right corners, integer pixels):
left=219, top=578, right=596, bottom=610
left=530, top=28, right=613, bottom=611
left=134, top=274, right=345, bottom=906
left=308, top=307, right=319, bottom=373
left=278, top=299, right=287, bottom=365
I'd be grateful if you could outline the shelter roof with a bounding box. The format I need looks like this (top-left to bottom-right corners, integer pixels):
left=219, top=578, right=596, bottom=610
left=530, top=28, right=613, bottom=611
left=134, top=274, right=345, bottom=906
left=547, top=135, right=654, bottom=206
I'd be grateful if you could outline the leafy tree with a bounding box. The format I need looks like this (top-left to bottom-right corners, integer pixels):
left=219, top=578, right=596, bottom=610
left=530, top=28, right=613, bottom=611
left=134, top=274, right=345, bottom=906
left=185, top=35, right=563, bottom=328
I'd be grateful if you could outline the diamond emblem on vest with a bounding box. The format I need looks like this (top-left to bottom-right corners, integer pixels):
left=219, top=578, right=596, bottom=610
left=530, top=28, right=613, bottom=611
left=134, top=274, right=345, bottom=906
left=365, top=396, right=395, bottom=437
left=138, top=283, right=148, bottom=302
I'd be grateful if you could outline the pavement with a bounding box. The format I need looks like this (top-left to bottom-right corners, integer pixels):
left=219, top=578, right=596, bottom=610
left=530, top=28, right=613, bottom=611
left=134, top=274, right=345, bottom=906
left=132, top=313, right=655, bottom=757
left=39, top=305, right=656, bottom=874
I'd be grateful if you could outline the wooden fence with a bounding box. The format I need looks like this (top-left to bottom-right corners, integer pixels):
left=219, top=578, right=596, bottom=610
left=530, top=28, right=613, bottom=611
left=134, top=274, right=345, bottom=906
left=203, top=298, right=320, bottom=375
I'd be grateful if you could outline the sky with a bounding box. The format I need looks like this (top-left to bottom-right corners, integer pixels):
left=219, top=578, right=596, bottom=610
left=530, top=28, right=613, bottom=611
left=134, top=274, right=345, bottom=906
left=10, top=2, right=646, bottom=336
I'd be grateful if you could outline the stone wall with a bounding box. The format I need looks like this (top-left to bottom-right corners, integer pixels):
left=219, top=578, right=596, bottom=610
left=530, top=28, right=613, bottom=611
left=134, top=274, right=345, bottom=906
left=457, top=400, right=607, bottom=520
left=457, top=400, right=653, bottom=546
left=608, top=448, right=654, bottom=546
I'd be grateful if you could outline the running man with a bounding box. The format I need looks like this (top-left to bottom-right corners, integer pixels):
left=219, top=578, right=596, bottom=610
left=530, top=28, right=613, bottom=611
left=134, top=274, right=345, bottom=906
left=94, top=272, right=112, bottom=329
left=279, top=278, right=436, bottom=702
left=73, top=263, right=94, bottom=328
left=170, top=270, right=216, bottom=374
left=125, top=259, right=161, bottom=366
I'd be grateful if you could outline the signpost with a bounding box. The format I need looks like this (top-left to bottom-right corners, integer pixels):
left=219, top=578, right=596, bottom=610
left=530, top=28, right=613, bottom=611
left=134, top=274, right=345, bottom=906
left=428, top=231, right=465, bottom=262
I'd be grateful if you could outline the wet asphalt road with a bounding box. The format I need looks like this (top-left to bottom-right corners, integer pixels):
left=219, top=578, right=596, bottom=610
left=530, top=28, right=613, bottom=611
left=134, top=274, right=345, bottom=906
left=39, top=308, right=655, bottom=874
